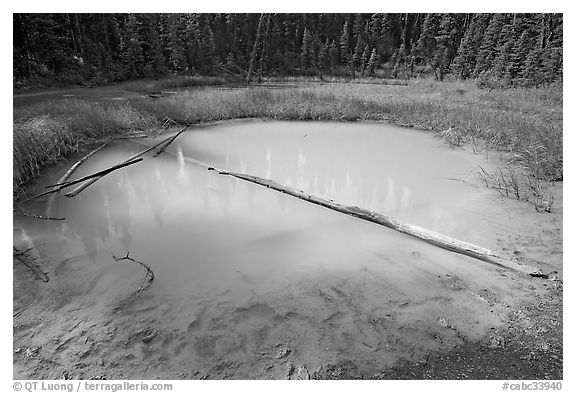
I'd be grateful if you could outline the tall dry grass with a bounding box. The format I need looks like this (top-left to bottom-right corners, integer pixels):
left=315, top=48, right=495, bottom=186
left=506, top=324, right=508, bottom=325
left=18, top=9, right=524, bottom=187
left=13, top=78, right=562, bottom=200
left=13, top=100, right=158, bottom=196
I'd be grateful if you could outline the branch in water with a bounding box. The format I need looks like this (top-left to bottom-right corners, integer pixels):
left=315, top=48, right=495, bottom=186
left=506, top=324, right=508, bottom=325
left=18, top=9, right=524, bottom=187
left=13, top=246, right=49, bottom=282
left=14, top=208, right=65, bottom=221
left=112, top=251, right=155, bottom=295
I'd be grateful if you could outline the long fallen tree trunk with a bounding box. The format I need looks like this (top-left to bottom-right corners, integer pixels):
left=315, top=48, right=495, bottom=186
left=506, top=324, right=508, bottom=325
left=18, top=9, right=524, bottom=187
left=226, top=172, right=544, bottom=277
left=127, top=138, right=544, bottom=277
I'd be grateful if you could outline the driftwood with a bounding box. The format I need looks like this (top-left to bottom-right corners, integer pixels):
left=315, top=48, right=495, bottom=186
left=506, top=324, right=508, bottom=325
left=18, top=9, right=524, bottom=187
left=112, top=251, right=155, bottom=295
left=65, top=128, right=188, bottom=197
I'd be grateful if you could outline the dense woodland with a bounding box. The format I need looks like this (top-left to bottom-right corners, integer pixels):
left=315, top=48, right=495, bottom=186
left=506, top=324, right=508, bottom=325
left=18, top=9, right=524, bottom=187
left=13, top=13, right=563, bottom=88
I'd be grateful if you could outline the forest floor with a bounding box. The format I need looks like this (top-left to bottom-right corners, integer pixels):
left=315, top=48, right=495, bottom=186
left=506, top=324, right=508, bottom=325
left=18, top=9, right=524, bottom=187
left=13, top=78, right=563, bottom=380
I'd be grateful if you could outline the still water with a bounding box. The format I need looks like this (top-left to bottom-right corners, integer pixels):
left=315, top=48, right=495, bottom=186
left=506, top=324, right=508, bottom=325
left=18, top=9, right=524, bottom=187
left=14, top=121, right=526, bottom=375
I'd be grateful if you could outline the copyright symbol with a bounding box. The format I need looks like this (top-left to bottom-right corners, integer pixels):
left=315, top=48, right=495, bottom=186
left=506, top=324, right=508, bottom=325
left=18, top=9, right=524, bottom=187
left=13, top=382, right=22, bottom=391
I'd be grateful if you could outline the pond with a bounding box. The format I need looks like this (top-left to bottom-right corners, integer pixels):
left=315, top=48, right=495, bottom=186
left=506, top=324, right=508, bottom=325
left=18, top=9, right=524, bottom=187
left=13, top=120, right=537, bottom=378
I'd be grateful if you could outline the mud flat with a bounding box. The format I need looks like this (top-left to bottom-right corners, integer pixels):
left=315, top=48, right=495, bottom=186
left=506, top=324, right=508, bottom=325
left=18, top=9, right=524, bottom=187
left=13, top=120, right=562, bottom=379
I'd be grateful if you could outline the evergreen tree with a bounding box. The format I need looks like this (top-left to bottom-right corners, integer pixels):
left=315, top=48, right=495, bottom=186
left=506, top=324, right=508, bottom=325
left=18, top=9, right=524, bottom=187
left=339, top=20, right=351, bottom=63
left=318, top=38, right=331, bottom=71
left=352, top=36, right=363, bottom=70
left=360, top=44, right=369, bottom=76
left=508, top=30, right=533, bottom=81
left=366, top=48, right=379, bottom=76
left=142, top=15, right=167, bottom=78
left=415, top=13, right=440, bottom=78
left=474, top=14, right=507, bottom=76
left=301, top=27, right=314, bottom=69
left=198, top=15, right=216, bottom=73
left=329, top=39, right=339, bottom=69
left=166, top=14, right=187, bottom=73
left=120, top=14, right=145, bottom=79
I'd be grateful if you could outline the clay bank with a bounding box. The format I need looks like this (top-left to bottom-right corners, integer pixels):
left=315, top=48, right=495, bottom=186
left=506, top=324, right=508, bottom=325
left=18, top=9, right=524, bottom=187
left=13, top=120, right=562, bottom=379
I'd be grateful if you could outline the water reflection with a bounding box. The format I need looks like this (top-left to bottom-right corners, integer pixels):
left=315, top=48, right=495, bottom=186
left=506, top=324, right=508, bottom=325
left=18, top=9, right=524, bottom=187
left=16, top=121, right=488, bottom=301
left=173, top=121, right=479, bottom=235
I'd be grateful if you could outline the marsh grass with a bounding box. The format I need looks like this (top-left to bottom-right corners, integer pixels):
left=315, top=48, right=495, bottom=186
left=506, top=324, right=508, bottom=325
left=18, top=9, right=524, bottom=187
left=122, top=75, right=234, bottom=94
left=14, top=78, right=562, bottom=201
left=13, top=100, right=158, bottom=197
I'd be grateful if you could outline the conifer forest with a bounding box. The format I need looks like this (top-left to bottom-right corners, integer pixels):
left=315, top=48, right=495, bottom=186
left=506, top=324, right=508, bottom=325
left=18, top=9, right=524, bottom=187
left=13, top=13, right=563, bottom=88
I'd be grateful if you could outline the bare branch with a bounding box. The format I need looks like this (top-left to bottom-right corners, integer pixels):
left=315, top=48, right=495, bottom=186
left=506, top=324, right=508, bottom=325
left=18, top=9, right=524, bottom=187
left=112, top=252, right=155, bottom=295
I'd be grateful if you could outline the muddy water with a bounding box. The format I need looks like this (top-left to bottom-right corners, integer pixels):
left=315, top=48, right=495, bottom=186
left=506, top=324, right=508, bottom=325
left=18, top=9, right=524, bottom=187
left=14, top=121, right=540, bottom=379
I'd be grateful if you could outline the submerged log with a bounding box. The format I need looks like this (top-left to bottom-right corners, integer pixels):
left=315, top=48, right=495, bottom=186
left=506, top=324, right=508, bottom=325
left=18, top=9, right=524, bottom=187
left=65, top=127, right=188, bottom=197
left=226, top=172, right=543, bottom=277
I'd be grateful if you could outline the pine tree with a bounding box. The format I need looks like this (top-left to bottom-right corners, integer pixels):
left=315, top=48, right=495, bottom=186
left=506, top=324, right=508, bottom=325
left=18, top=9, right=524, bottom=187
left=415, top=14, right=440, bottom=79
left=522, top=46, right=542, bottom=85
left=339, top=20, right=351, bottom=63
left=166, top=14, right=187, bottom=73
left=451, top=14, right=487, bottom=79
left=508, top=30, right=533, bottom=81
left=301, top=27, right=314, bottom=69
left=492, top=21, right=516, bottom=80
left=366, top=47, right=378, bottom=76
left=318, top=38, right=331, bottom=71
left=329, top=39, right=339, bottom=69
left=119, top=14, right=145, bottom=79
left=474, top=14, right=507, bottom=76
left=352, top=36, right=363, bottom=70
left=434, top=14, right=460, bottom=81
left=142, top=15, right=167, bottom=78
left=198, top=15, right=216, bottom=73
left=360, top=44, right=369, bottom=76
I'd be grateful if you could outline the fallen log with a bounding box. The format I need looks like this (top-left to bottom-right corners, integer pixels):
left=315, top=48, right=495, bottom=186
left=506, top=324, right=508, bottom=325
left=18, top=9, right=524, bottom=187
left=226, top=172, right=543, bottom=277
left=24, top=158, right=142, bottom=198
left=65, top=127, right=188, bottom=197
left=20, top=158, right=143, bottom=203
left=48, top=138, right=115, bottom=190
left=44, top=138, right=115, bottom=216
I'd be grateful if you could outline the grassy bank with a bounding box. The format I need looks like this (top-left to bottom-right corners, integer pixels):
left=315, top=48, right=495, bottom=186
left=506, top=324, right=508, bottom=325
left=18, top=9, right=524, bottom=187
left=13, top=101, right=159, bottom=197
left=13, top=78, right=562, bottom=202
left=121, top=75, right=236, bottom=94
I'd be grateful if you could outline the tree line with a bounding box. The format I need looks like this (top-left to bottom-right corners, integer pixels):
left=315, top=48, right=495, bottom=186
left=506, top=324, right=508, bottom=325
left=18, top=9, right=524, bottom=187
left=13, top=13, right=563, bottom=88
